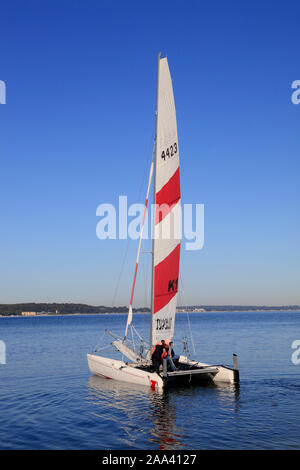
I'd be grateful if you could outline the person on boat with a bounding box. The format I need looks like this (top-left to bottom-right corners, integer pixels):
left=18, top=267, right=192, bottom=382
left=164, top=339, right=178, bottom=371
left=151, top=340, right=167, bottom=374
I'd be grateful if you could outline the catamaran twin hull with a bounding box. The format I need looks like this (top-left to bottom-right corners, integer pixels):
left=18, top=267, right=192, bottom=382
left=87, top=55, right=240, bottom=390
left=87, top=353, right=239, bottom=390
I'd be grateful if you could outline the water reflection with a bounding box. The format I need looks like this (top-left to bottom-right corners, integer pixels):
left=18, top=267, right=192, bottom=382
left=88, top=376, right=184, bottom=449
left=87, top=375, right=240, bottom=449
left=147, top=389, right=184, bottom=449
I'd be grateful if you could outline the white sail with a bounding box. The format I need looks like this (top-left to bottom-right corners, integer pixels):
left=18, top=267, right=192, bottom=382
left=112, top=340, right=144, bottom=363
left=124, top=161, right=154, bottom=339
left=151, top=55, right=181, bottom=348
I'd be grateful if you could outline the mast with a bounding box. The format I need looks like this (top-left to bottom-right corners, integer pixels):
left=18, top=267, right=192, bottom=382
left=150, top=52, right=161, bottom=350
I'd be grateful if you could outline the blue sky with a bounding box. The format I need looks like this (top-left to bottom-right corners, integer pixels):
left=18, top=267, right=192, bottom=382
left=0, top=0, right=299, bottom=306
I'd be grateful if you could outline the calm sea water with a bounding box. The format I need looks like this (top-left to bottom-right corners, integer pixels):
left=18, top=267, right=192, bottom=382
left=0, top=311, right=299, bottom=450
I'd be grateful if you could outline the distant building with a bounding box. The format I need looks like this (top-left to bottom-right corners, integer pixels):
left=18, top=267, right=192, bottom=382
left=21, top=312, right=36, bottom=316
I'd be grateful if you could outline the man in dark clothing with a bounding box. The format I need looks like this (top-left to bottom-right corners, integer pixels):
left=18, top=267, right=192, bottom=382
left=151, top=340, right=166, bottom=374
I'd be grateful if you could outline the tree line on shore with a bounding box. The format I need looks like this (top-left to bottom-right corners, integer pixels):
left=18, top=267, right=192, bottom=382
left=0, top=303, right=149, bottom=315
left=0, top=303, right=299, bottom=316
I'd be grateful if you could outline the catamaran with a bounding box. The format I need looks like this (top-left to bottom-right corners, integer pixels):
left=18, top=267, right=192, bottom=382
left=87, top=54, right=239, bottom=389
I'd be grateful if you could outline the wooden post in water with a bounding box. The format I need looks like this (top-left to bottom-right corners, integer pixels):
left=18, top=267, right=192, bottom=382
left=233, top=353, right=240, bottom=383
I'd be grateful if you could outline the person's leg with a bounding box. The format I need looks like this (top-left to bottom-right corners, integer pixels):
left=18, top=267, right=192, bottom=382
left=167, top=356, right=177, bottom=371
left=153, top=358, right=160, bottom=374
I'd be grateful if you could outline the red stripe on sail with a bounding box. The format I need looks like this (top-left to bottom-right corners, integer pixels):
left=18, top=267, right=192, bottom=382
left=155, top=167, right=180, bottom=224
left=153, top=243, right=180, bottom=314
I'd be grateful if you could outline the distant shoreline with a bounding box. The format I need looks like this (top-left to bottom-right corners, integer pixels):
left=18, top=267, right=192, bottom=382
left=1, top=303, right=299, bottom=317
left=1, top=309, right=300, bottom=318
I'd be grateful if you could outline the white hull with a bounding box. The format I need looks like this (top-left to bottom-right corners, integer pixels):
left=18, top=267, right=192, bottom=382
left=87, top=353, right=238, bottom=389
left=178, top=356, right=238, bottom=384
left=87, top=353, right=164, bottom=389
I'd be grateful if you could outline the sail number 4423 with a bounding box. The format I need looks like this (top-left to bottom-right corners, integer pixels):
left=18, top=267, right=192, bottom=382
left=161, top=142, right=177, bottom=160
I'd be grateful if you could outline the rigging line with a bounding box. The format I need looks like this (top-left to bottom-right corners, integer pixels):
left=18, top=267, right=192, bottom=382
left=111, top=237, right=131, bottom=307
left=136, top=137, right=155, bottom=312
left=179, top=273, right=196, bottom=356
left=142, top=257, right=146, bottom=309
left=124, top=161, right=154, bottom=338
left=134, top=131, right=155, bottom=219
left=111, top=132, right=155, bottom=308
left=92, top=331, right=108, bottom=352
